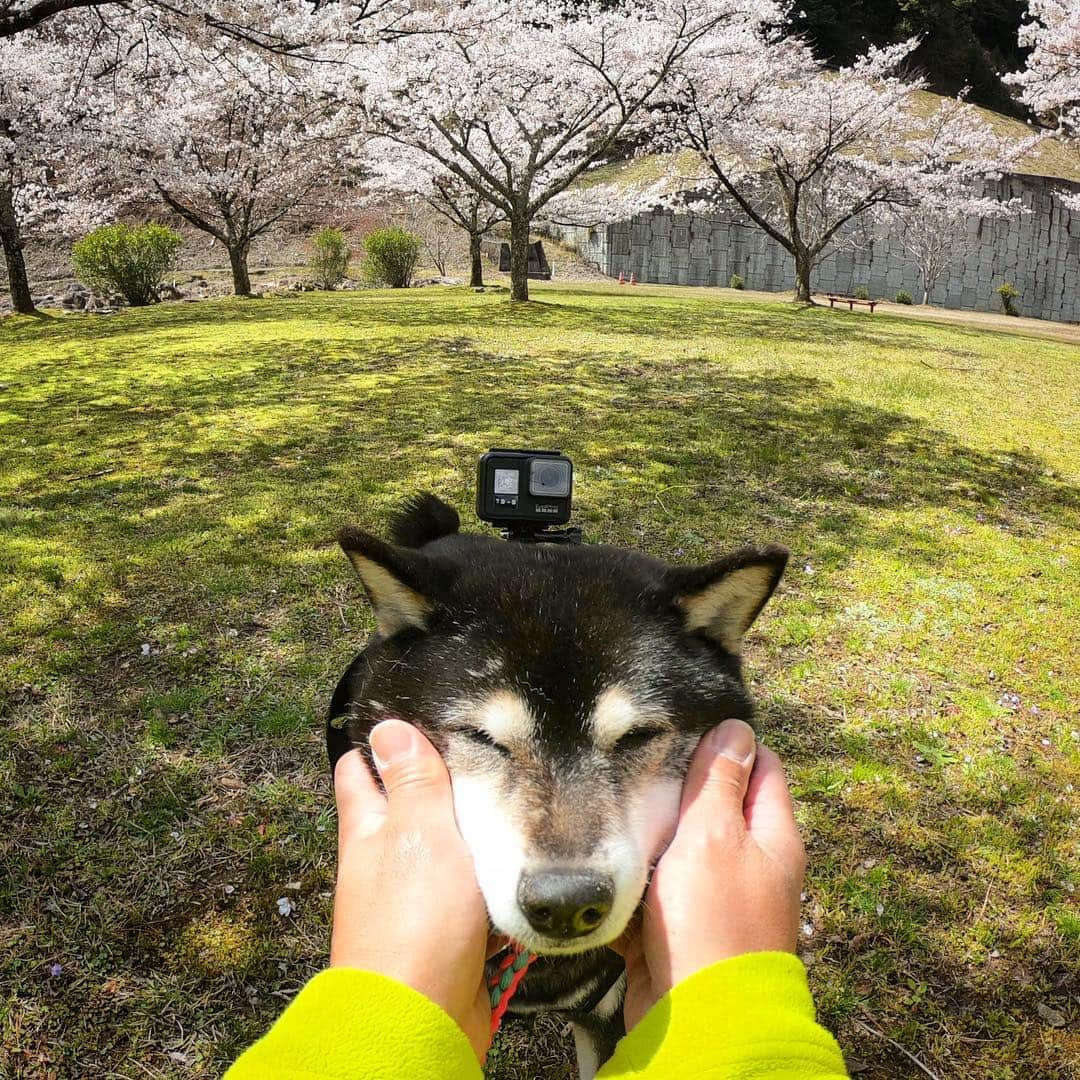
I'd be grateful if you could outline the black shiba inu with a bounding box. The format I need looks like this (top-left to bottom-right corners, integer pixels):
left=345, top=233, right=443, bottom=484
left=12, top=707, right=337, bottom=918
left=327, top=494, right=787, bottom=1076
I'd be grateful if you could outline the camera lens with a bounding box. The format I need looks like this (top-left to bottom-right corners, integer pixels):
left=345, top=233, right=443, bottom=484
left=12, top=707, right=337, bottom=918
left=529, top=458, right=571, bottom=497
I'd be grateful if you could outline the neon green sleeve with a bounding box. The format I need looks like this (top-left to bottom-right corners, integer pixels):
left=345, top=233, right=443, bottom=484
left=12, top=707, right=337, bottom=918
left=223, top=968, right=482, bottom=1080
left=226, top=953, right=847, bottom=1080
left=598, top=951, right=849, bottom=1079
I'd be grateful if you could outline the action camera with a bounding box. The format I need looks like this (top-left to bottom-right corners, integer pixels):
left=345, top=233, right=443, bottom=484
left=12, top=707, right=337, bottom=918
left=476, top=448, right=580, bottom=543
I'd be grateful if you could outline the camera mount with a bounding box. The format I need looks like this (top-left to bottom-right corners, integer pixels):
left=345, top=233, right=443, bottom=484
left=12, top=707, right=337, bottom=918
left=498, top=523, right=583, bottom=544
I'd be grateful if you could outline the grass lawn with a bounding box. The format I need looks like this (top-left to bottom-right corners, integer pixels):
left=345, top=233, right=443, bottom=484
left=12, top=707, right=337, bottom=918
left=1, top=283, right=1077, bottom=1078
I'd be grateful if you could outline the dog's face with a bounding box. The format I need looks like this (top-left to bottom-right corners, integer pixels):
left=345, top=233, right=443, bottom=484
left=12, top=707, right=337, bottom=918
left=335, top=526, right=786, bottom=956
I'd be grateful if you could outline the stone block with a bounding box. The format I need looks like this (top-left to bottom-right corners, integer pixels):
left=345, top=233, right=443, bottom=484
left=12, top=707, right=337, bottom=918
left=650, top=234, right=671, bottom=260
left=834, top=253, right=854, bottom=274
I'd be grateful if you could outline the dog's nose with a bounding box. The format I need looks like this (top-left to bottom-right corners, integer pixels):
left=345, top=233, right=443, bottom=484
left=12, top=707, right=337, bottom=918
left=517, top=870, right=614, bottom=939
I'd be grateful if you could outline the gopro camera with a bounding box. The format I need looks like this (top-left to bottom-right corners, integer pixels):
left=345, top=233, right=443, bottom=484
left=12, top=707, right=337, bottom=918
left=476, top=448, right=579, bottom=542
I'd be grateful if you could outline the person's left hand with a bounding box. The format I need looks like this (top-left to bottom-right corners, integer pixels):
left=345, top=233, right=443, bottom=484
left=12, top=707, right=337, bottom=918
left=330, top=719, right=499, bottom=1061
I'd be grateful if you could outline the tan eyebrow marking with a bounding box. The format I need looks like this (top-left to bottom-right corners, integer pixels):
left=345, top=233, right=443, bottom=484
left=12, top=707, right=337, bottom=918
left=589, top=684, right=671, bottom=749
left=473, top=689, right=537, bottom=745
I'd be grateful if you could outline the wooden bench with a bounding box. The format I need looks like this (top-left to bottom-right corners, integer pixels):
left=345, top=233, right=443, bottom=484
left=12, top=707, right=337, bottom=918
left=826, top=294, right=877, bottom=313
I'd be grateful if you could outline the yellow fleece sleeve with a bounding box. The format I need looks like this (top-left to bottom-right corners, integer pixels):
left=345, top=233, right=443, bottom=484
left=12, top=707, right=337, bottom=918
left=598, top=951, right=849, bottom=1079
left=223, top=968, right=481, bottom=1080
left=226, top=953, right=847, bottom=1079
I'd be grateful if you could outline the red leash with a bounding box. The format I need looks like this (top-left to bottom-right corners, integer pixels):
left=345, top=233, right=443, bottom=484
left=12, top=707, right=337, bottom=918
left=487, top=946, right=536, bottom=1035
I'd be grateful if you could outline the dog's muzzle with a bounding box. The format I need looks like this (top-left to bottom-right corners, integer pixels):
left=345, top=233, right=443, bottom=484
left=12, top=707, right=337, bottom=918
left=517, top=869, right=615, bottom=940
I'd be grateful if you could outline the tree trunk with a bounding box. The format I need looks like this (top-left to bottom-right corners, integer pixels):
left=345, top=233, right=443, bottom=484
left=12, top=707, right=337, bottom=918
left=792, top=249, right=813, bottom=304
left=0, top=182, right=36, bottom=315
left=922, top=284, right=930, bottom=305
left=508, top=213, right=530, bottom=302
left=469, top=232, right=484, bottom=288
left=228, top=241, right=252, bottom=297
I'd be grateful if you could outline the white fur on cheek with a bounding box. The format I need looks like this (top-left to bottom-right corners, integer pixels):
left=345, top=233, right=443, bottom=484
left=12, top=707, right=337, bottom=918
left=450, top=773, right=535, bottom=943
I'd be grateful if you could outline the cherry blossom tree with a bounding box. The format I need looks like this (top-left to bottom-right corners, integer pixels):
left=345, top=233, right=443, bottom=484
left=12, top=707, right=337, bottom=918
left=0, top=15, right=112, bottom=312
left=883, top=194, right=1023, bottom=305
left=1008, top=0, right=1080, bottom=210
left=661, top=39, right=1034, bottom=302
left=111, top=40, right=355, bottom=296
left=422, top=174, right=504, bottom=289
left=367, top=144, right=506, bottom=287
left=0, top=1, right=101, bottom=38
left=0, top=1, right=392, bottom=47
left=359, top=0, right=780, bottom=301
left=1, top=1, right=380, bottom=312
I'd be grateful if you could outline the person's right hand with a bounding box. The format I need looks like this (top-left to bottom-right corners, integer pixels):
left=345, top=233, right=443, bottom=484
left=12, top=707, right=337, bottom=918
left=616, top=719, right=806, bottom=1030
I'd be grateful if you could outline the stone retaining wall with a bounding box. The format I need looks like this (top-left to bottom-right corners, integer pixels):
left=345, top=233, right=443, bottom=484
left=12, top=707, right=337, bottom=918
left=550, top=174, right=1080, bottom=323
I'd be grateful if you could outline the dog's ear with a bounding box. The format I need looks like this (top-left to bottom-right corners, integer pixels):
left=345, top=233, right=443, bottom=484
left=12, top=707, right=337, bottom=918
left=665, top=544, right=788, bottom=653
left=338, top=528, right=452, bottom=637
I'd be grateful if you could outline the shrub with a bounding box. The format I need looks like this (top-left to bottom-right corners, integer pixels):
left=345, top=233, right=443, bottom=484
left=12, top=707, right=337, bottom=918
left=894, top=289, right=913, bottom=305
left=728, top=273, right=745, bottom=290
left=853, top=284, right=870, bottom=301
left=72, top=224, right=182, bottom=306
left=996, top=282, right=1020, bottom=316
left=309, top=228, right=351, bottom=290
left=362, top=227, right=421, bottom=289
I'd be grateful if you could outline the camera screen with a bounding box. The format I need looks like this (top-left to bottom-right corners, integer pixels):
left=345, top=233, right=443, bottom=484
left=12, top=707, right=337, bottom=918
left=494, top=468, right=520, bottom=495
left=529, top=458, right=571, bottom=497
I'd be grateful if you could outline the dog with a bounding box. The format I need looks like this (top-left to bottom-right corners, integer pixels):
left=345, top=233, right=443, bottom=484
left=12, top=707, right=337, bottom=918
left=327, top=494, right=787, bottom=1077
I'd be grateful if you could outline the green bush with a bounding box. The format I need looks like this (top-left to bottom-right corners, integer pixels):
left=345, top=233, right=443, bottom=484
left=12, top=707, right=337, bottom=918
left=362, top=227, right=421, bottom=289
left=894, top=289, right=914, bottom=305
left=853, top=285, right=870, bottom=301
left=310, top=227, right=351, bottom=290
left=728, top=273, right=745, bottom=290
left=72, top=224, right=182, bottom=306
left=996, top=282, right=1020, bottom=316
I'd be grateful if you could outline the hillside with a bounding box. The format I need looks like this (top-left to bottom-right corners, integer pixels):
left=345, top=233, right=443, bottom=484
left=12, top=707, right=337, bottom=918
left=796, top=0, right=1029, bottom=118
left=573, top=90, right=1080, bottom=205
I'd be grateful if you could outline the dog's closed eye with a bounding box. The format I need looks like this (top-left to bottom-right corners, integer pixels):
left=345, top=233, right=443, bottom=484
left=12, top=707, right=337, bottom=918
left=456, top=727, right=513, bottom=758
left=613, top=727, right=667, bottom=753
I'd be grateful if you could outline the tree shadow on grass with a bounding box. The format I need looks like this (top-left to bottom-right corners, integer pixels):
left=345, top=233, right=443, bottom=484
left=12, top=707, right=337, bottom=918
left=753, top=694, right=1078, bottom=1079
left=7, top=342, right=1076, bottom=565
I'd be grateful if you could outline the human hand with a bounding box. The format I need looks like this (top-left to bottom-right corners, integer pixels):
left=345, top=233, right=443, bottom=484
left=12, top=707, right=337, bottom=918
left=330, top=720, right=497, bottom=1061
left=616, top=719, right=806, bottom=1030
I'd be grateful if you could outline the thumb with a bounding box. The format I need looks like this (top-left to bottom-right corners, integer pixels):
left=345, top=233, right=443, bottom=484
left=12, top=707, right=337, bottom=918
left=369, top=719, right=455, bottom=823
left=334, top=747, right=387, bottom=842
left=678, top=719, right=758, bottom=829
